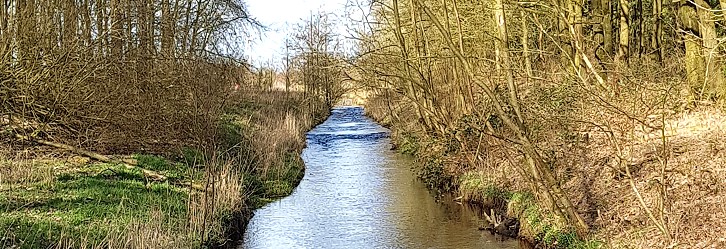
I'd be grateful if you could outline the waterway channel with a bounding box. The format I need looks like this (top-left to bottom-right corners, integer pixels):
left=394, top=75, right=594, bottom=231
left=243, top=106, right=518, bottom=249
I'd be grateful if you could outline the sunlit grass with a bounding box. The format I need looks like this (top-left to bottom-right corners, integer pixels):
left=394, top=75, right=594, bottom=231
left=0, top=162, right=189, bottom=249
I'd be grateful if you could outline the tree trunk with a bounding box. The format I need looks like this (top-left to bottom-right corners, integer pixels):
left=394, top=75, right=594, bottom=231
left=81, top=0, right=92, bottom=46
left=161, top=0, right=173, bottom=56
left=651, top=0, right=662, bottom=62
left=521, top=10, right=533, bottom=78
left=407, top=0, right=435, bottom=131
left=63, top=0, right=78, bottom=49
left=17, top=0, right=36, bottom=61
left=494, top=0, right=525, bottom=125
left=694, top=0, right=724, bottom=99
left=96, top=0, right=107, bottom=56
left=602, top=0, right=613, bottom=55
left=678, top=4, right=706, bottom=99
left=392, top=0, right=427, bottom=130
left=0, top=0, right=7, bottom=50
left=617, top=0, right=629, bottom=65
left=573, top=0, right=583, bottom=71
left=639, top=0, right=644, bottom=57
left=139, top=0, right=152, bottom=55
left=110, top=0, right=123, bottom=58
left=452, top=0, right=473, bottom=112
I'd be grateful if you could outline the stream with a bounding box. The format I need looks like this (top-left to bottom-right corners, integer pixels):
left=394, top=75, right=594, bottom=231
left=242, top=106, right=518, bottom=249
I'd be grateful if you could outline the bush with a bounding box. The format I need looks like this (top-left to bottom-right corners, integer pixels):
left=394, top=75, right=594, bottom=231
left=415, top=157, right=454, bottom=192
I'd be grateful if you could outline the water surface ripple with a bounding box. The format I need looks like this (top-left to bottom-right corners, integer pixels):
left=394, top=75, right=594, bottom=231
left=243, top=107, right=517, bottom=249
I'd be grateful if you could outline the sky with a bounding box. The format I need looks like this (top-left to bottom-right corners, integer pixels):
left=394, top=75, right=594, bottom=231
left=244, top=0, right=355, bottom=67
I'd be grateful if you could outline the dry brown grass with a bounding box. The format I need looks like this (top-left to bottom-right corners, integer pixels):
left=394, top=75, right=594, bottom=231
left=47, top=209, right=189, bottom=249
left=588, top=107, right=726, bottom=248
left=187, top=157, right=246, bottom=246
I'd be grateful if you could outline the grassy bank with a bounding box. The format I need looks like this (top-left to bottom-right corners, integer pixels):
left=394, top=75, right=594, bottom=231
left=387, top=131, right=601, bottom=248
left=0, top=156, right=194, bottom=248
left=458, top=171, right=601, bottom=249
left=0, top=90, right=327, bottom=248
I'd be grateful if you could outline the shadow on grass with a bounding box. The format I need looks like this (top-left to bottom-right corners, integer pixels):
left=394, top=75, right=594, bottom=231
left=0, top=171, right=188, bottom=249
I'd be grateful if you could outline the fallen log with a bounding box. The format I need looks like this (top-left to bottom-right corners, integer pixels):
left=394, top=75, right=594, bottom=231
left=14, top=133, right=206, bottom=191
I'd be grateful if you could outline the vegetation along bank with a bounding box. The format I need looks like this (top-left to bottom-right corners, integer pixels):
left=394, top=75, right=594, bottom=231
left=0, top=0, right=345, bottom=247
left=354, top=0, right=726, bottom=248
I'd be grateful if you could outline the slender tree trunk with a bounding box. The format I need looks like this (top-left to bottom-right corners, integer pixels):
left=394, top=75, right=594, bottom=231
left=96, top=0, right=107, bottom=56
left=636, top=0, right=643, bottom=58
left=181, top=0, right=193, bottom=54
left=592, top=0, right=606, bottom=64
left=110, top=0, right=123, bottom=58
left=651, top=0, right=662, bottom=62
left=18, top=0, right=37, bottom=61
left=452, top=0, right=473, bottom=112
left=125, top=0, right=132, bottom=54
left=81, top=0, right=92, bottom=46
left=407, top=0, right=434, bottom=130
left=521, top=10, right=533, bottom=78
left=602, top=0, right=613, bottom=55
left=392, top=0, right=426, bottom=129
left=63, top=0, right=77, bottom=49
left=0, top=0, right=7, bottom=50
left=559, top=0, right=573, bottom=69
left=161, top=0, right=173, bottom=56
left=617, top=0, right=629, bottom=65
left=441, top=0, right=464, bottom=116
left=694, top=0, right=724, bottom=99
left=494, top=0, right=524, bottom=125
left=573, top=0, right=583, bottom=70
left=139, top=0, right=152, bottom=55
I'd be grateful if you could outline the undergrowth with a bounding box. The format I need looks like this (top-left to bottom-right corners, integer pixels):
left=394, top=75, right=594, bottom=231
left=1, top=91, right=326, bottom=248
left=391, top=129, right=603, bottom=248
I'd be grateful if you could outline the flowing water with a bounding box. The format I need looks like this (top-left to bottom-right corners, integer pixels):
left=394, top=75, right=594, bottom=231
left=243, top=106, right=518, bottom=249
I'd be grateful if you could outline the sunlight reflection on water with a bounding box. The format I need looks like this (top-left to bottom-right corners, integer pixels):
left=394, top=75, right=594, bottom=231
left=242, top=106, right=518, bottom=249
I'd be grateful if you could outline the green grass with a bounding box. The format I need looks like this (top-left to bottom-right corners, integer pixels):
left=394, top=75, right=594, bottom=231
left=458, top=171, right=512, bottom=203
left=0, top=162, right=191, bottom=249
left=507, top=192, right=603, bottom=249
left=133, top=154, right=198, bottom=181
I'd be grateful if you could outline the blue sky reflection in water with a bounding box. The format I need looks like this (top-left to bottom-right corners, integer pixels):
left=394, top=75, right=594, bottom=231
left=243, top=107, right=518, bottom=248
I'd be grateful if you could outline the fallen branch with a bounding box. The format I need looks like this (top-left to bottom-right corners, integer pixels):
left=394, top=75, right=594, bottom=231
left=15, top=133, right=168, bottom=181
left=14, top=133, right=206, bottom=191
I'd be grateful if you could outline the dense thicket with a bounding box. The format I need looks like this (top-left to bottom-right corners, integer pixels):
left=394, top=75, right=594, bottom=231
left=1, top=0, right=253, bottom=153
left=353, top=0, right=726, bottom=245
